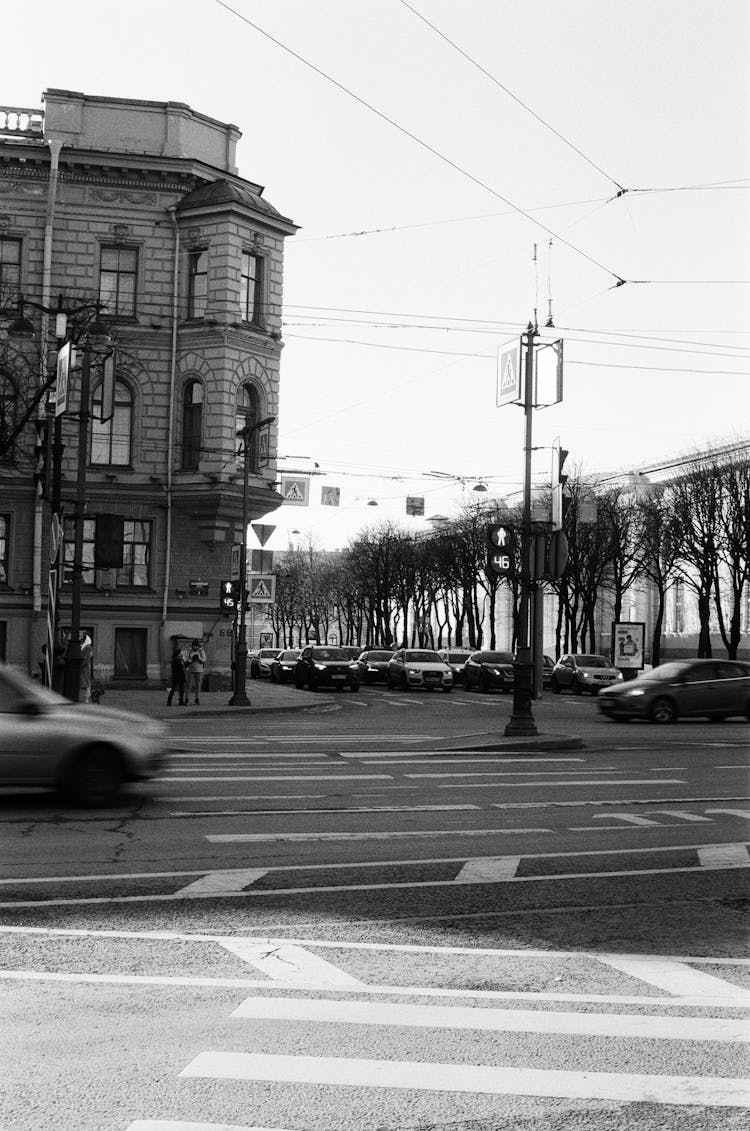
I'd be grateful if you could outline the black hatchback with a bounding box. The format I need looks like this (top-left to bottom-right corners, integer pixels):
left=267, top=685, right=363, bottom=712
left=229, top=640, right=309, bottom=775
left=293, top=646, right=361, bottom=692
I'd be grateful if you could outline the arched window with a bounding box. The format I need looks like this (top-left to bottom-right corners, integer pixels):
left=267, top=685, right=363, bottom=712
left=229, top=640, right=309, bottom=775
left=0, top=370, right=18, bottom=463
left=182, top=380, right=204, bottom=470
left=91, top=379, right=132, bottom=465
left=236, top=382, right=260, bottom=471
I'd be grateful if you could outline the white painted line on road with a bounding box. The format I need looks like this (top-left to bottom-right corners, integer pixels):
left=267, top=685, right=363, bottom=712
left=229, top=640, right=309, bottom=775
left=3, top=968, right=747, bottom=1010
left=170, top=804, right=481, bottom=816
left=231, top=995, right=750, bottom=1042
left=173, top=869, right=269, bottom=896
left=155, top=774, right=394, bottom=782
left=448, top=778, right=686, bottom=788
left=492, top=795, right=748, bottom=809
left=567, top=825, right=685, bottom=832
left=205, top=827, right=551, bottom=844
left=180, top=1051, right=750, bottom=1106
left=220, top=941, right=364, bottom=987
left=706, top=808, right=750, bottom=820
left=173, top=735, right=435, bottom=744
left=597, top=956, right=750, bottom=1004
left=593, top=813, right=663, bottom=826
left=698, top=844, right=750, bottom=867
left=454, top=856, right=521, bottom=882
left=655, top=810, right=714, bottom=822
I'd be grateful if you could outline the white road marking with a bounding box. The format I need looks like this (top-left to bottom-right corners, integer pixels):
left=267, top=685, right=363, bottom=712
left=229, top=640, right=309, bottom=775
left=219, top=942, right=364, bottom=987
left=180, top=1051, right=750, bottom=1106
left=442, top=779, right=686, bottom=788
left=205, top=827, right=550, bottom=843
left=2, top=968, right=746, bottom=1009
left=128, top=1122, right=295, bottom=1130
left=231, top=994, right=750, bottom=1042
left=346, top=755, right=586, bottom=763
left=173, top=869, right=269, bottom=896
left=593, top=813, right=663, bottom=826
left=656, top=809, right=714, bottom=822
left=707, top=809, right=750, bottom=820
left=454, top=856, right=521, bottom=882
left=170, top=804, right=481, bottom=816
left=597, top=956, right=750, bottom=1003
left=155, top=774, right=394, bottom=782
left=698, top=844, right=750, bottom=867
left=567, top=825, right=684, bottom=832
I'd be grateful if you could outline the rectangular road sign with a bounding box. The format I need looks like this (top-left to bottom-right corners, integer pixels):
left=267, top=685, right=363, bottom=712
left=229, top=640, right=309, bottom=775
left=496, top=340, right=521, bottom=406
left=55, top=342, right=71, bottom=417
left=247, top=574, right=276, bottom=604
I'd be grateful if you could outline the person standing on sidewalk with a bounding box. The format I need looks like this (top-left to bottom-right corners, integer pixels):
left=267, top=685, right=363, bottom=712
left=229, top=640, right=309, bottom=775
left=167, top=642, right=187, bottom=706
left=186, top=639, right=206, bottom=704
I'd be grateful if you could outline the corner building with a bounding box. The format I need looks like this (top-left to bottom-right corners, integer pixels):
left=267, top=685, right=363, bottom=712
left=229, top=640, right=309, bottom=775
left=0, top=90, right=297, bottom=685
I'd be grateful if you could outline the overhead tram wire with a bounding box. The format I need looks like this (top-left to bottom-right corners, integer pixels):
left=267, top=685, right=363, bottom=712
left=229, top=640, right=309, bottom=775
left=398, top=0, right=626, bottom=196
left=214, top=0, right=625, bottom=286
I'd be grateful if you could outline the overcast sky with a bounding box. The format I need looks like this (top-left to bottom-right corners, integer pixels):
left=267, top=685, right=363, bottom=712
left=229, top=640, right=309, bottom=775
left=6, top=1, right=750, bottom=551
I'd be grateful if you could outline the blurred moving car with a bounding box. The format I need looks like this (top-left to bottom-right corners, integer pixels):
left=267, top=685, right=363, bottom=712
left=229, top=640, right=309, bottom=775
left=249, top=648, right=280, bottom=680
left=439, top=648, right=474, bottom=685
left=269, top=649, right=301, bottom=683
left=294, top=646, right=360, bottom=691
left=356, top=649, right=394, bottom=685
left=551, top=654, right=623, bottom=696
left=463, top=650, right=515, bottom=693
left=598, top=658, right=750, bottom=723
left=0, top=664, right=169, bottom=806
left=386, top=649, right=453, bottom=692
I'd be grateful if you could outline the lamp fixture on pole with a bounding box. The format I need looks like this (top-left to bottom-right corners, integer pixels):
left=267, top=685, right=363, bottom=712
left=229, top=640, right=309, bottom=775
left=229, top=414, right=275, bottom=706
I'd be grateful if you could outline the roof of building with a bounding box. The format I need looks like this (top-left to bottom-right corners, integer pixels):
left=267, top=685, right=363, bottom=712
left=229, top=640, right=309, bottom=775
left=177, top=178, right=293, bottom=226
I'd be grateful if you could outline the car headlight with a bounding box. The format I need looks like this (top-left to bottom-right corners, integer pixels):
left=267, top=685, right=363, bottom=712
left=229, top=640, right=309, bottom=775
left=407, top=668, right=420, bottom=675
left=615, top=671, right=624, bottom=680
left=579, top=671, right=590, bottom=678
left=624, top=688, right=646, bottom=697
left=348, top=663, right=359, bottom=671
left=315, top=663, right=327, bottom=671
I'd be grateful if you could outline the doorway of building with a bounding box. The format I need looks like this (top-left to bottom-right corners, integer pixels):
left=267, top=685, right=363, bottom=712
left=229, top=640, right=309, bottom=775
left=114, top=627, right=147, bottom=679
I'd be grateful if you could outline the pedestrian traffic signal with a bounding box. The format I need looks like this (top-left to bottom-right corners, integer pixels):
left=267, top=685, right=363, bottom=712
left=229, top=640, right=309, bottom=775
left=33, top=419, right=49, bottom=497
left=486, top=523, right=515, bottom=576
left=552, top=442, right=570, bottom=530
left=220, top=579, right=240, bottom=614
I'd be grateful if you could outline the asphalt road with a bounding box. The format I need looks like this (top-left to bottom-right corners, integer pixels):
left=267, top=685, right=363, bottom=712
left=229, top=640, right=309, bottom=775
left=1, top=687, right=748, bottom=1130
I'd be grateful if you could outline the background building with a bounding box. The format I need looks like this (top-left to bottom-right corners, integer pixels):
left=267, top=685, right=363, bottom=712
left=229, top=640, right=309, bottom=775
left=0, top=89, right=297, bottom=685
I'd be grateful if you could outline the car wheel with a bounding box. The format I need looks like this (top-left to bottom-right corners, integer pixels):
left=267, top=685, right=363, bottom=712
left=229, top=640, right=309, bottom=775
left=650, top=696, right=676, bottom=724
left=294, top=674, right=304, bottom=689
left=308, top=673, right=317, bottom=692
left=250, top=665, right=258, bottom=680
left=479, top=673, right=490, bottom=694
left=707, top=714, right=727, bottom=722
left=63, top=744, right=124, bottom=807
left=551, top=677, right=561, bottom=695
left=442, top=685, right=452, bottom=693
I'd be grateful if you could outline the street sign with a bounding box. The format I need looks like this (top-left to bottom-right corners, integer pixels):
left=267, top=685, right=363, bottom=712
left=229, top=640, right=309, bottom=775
left=230, top=544, right=242, bottom=581
left=252, top=523, right=275, bottom=546
left=55, top=342, right=71, bottom=417
left=486, top=523, right=515, bottom=576
left=248, top=574, right=276, bottom=604
left=280, top=476, right=309, bottom=506
left=496, top=340, right=521, bottom=406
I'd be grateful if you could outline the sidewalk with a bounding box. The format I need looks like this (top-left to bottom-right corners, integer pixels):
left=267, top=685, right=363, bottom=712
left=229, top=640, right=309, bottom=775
left=99, top=680, right=583, bottom=752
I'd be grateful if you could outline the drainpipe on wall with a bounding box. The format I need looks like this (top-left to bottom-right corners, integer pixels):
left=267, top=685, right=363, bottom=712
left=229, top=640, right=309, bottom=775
left=31, top=139, right=62, bottom=637
left=160, top=206, right=180, bottom=676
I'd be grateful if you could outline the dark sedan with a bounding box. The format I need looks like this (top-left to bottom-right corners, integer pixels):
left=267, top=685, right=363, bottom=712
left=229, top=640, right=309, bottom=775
left=598, top=658, right=750, bottom=723
left=463, top=650, right=515, bottom=692
left=356, top=649, right=394, bottom=685
left=294, top=645, right=361, bottom=692
left=269, top=649, right=301, bottom=683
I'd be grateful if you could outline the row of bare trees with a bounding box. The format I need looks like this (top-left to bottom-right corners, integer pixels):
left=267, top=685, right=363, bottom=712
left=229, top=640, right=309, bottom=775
left=266, top=449, right=749, bottom=663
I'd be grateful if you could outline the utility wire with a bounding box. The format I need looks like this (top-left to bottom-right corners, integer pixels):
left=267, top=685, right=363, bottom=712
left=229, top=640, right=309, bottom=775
left=398, top=0, right=626, bottom=194
left=214, top=0, right=624, bottom=284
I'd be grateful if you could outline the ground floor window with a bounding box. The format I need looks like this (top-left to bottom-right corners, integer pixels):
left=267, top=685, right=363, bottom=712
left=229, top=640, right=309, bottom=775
left=114, top=627, right=147, bottom=678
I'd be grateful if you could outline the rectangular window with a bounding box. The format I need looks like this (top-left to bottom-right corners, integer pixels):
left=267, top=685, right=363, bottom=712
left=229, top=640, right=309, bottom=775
left=188, top=250, right=207, bottom=318
left=240, top=251, right=262, bottom=324
left=0, top=515, right=10, bottom=583
left=99, top=246, right=138, bottom=318
left=0, top=237, right=21, bottom=307
left=63, top=518, right=151, bottom=588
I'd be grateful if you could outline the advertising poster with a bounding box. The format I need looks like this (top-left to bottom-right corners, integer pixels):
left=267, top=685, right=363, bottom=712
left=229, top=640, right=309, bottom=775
left=613, top=622, right=645, bottom=670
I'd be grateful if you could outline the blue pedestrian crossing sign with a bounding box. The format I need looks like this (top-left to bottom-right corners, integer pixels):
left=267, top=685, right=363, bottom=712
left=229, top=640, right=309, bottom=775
left=496, top=340, right=521, bottom=406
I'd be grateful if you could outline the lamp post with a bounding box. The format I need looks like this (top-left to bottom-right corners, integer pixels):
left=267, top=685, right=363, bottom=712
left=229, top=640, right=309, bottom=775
left=229, top=414, right=275, bottom=706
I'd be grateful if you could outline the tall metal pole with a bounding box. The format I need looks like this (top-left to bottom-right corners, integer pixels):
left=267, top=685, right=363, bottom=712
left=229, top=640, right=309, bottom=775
left=229, top=422, right=252, bottom=706
left=505, top=322, right=538, bottom=737
left=62, top=337, right=91, bottom=702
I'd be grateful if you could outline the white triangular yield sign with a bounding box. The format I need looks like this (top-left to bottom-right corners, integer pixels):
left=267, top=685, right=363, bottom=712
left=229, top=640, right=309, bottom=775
left=252, top=523, right=275, bottom=546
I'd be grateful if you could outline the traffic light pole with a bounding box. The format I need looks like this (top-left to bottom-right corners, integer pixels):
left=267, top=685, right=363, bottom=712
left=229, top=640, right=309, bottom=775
left=505, top=322, right=538, bottom=737
left=229, top=422, right=252, bottom=706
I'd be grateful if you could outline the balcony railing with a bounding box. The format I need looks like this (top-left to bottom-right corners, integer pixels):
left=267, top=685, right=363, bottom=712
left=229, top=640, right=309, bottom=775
left=0, top=107, right=44, bottom=138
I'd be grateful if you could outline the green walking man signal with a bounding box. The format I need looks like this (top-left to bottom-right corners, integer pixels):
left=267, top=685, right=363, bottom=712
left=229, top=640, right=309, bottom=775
left=487, top=523, right=515, bottom=576
left=220, top=579, right=240, bottom=614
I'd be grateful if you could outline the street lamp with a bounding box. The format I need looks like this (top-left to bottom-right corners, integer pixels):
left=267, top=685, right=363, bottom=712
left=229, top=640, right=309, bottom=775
left=229, top=414, right=275, bottom=706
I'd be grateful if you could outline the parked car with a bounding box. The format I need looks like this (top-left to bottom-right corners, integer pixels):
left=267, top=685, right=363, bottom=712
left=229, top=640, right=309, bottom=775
left=439, top=648, right=474, bottom=685
left=463, top=650, right=515, bottom=693
left=542, top=654, right=555, bottom=688
left=386, top=649, right=453, bottom=692
left=249, top=648, right=280, bottom=680
left=338, top=646, right=363, bottom=661
left=356, top=649, right=394, bottom=685
left=550, top=654, right=623, bottom=696
left=269, top=649, right=301, bottom=683
left=598, top=658, right=750, bottom=723
left=294, top=646, right=360, bottom=691
left=0, top=663, right=170, bottom=806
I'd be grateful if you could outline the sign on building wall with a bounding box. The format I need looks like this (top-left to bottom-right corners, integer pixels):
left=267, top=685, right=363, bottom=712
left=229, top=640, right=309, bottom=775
left=612, top=622, right=645, bottom=670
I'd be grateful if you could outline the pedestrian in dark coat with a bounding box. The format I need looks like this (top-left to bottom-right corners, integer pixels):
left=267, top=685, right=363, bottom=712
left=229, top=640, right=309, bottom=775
left=167, top=643, right=187, bottom=705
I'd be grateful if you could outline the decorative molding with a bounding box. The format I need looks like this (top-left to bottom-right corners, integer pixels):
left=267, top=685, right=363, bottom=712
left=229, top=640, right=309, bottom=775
left=89, top=188, right=158, bottom=205
left=113, top=224, right=130, bottom=241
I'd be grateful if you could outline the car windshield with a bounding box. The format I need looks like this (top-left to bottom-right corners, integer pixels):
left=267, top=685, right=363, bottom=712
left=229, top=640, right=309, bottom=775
left=366, top=651, right=393, bottom=661
left=312, top=648, right=349, bottom=660
left=576, top=655, right=609, bottom=668
left=447, top=652, right=471, bottom=662
left=405, top=651, right=442, bottom=663
left=280, top=651, right=299, bottom=660
left=641, top=662, right=689, bottom=681
left=260, top=650, right=278, bottom=658
left=482, top=652, right=514, bottom=664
